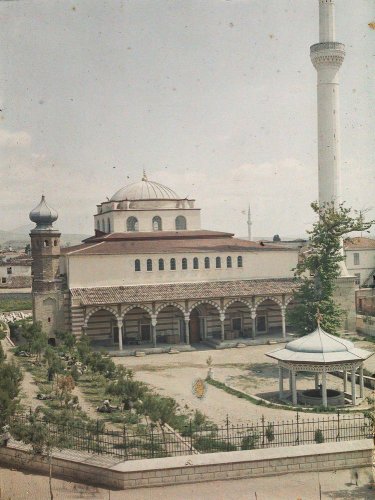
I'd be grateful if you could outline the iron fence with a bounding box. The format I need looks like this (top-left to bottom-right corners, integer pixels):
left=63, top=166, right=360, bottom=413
left=7, top=412, right=372, bottom=461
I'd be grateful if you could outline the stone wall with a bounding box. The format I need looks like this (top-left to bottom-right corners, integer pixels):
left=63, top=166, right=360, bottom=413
left=0, top=439, right=372, bottom=490
left=334, top=276, right=357, bottom=331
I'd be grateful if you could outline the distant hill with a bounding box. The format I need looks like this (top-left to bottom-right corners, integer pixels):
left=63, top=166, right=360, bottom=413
left=0, top=225, right=89, bottom=249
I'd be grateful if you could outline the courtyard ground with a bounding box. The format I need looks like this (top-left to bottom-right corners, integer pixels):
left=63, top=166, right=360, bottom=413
left=0, top=464, right=373, bottom=499
left=114, top=341, right=375, bottom=425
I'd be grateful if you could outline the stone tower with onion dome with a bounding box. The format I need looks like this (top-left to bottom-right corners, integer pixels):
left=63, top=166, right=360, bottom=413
left=29, top=195, right=65, bottom=339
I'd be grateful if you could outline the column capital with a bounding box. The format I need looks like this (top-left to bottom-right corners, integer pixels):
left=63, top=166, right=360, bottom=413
left=219, top=313, right=225, bottom=322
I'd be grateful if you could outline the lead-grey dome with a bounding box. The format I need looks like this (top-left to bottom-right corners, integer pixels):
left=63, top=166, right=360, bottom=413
left=286, top=326, right=354, bottom=354
left=110, top=173, right=180, bottom=202
left=29, top=195, right=58, bottom=230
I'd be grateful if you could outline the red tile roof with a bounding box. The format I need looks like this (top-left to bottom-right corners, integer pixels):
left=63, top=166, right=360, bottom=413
left=62, top=230, right=297, bottom=256
left=70, top=278, right=296, bottom=305
left=344, top=237, right=375, bottom=250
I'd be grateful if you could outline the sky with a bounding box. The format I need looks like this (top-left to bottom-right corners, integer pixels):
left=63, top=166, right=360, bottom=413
left=0, top=0, right=374, bottom=238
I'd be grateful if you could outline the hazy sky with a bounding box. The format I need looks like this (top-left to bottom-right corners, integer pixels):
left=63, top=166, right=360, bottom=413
left=1, top=0, right=374, bottom=237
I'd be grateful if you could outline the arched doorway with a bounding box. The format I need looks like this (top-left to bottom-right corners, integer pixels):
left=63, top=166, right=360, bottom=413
left=85, top=308, right=119, bottom=347
left=123, top=306, right=152, bottom=346
left=189, top=308, right=201, bottom=343
left=255, top=298, right=283, bottom=336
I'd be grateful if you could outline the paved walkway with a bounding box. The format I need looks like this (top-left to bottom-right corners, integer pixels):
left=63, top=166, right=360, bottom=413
left=0, top=464, right=372, bottom=499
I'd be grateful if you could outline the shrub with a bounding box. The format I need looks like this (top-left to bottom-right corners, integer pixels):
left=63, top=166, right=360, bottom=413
left=314, top=429, right=324, bottom=443
left=194, top=435, right=236, bottom=453
left=241, top=430, right=259, bottom=450
left=265, top=422, right=275, bottom=442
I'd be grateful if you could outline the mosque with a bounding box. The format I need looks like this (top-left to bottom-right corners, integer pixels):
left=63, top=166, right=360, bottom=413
left=29, top=176, right=299, bottom=350
left=29, top=0, right=357, bottom=350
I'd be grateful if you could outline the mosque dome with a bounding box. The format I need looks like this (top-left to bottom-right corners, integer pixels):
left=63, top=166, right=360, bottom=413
left=110, top=172, right=180, bottom=202
left=29, top=195, right=58, bottom=230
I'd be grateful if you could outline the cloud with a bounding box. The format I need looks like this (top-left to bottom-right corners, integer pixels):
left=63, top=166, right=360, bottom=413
left=0, top=128, right=31, bottom=148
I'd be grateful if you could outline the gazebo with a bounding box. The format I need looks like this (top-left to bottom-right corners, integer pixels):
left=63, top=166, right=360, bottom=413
left=266, top=325, right=373, bottom=407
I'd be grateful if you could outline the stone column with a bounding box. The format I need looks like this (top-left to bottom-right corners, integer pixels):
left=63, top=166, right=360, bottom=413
left=343, top=370, right=347, bottom=393
left=281, top=307, right=286, bottom=339
left=81, top=325, right=87, bottom=337
left=278, top=366, right=284, bottom=399
left=359, top=364, right=364, bottom=399
left=151, top=316, right=157, bottom=348
left=117, top=320, right=123, bottom=351
left=219, top=313, right=225, bottom=342
left=322, top=371, right=327, bottom=407
left=251, top=310, right=257, bottom=339
left=351, top=367, right=356, bottom=406
left=184, top=315, right=190, bottom=345
left=291, top=370, right=297, bottom=406
left=315, top=373, right=319, bottom=390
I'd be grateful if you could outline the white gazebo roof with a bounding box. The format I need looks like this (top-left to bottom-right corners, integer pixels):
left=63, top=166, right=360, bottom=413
left=267, top=326, right=373, bottom=365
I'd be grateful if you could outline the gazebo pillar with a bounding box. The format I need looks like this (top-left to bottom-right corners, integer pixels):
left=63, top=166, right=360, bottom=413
left=278, top=366, right=284, bottom=398
left=351, top=367, right=357, bottom=406
left=151, top=316, right=157, bottom=347
left=315, top=373, right=319, bottom=390
left=291, top=370, right=297, bottom=406
left=343, top=370, right=347, bottom=393
left=359, top=364, right=364, bottom=399
left=322, top=371, right=327, bottom=407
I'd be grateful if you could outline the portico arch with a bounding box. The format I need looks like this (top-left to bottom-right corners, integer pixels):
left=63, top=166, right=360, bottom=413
left=122, top=306, right=153, bottom=346
left=189, top=301, right=222, bottom=342
left=223, top=300, right=253, bottom=340
left=84, top=307, right=120, bottom=348
left=254, top=297, right=285, bottom=337
left=155, top=304, right=185, bottom=344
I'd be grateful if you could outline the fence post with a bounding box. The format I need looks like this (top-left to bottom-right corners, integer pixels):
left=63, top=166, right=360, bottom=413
left=151, top=424, right=155, bottom=459
left=226, top=415, right=230, bottom=451
left=336, top=411, right=340, bottom=442
left=96, top=419, right=100, bottom=454
left=189, top=419, right=193, bottom=454
left=261, top=415, right=265, bottom=447
left=295, top=412, right=299, bottom=445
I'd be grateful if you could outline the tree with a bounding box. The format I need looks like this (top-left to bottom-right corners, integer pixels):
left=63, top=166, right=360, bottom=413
left=21, top=321, right=48, bottom=360
left=288, top=202, right=374, bottom=335
left=273, top=234, right=281, bottom=242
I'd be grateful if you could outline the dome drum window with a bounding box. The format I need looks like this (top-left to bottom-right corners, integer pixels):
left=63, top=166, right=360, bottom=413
left=170, top=258, right=176, bottom=271
left=152, top=216, right=162, bottom=231
left=159, top=258, right=164, bottom=271
left=204, top=257, right=210, bottom=269
left=237, top=256, right=243, bottom=268
left=193, top=257, right=199, bottom=270
left=175, top=216, right=187, bottom=230
left=127, top=217, right=139, bottom=232
left=216, top=257, right=221, bottom=269
left=147, top=259, right=153, bottom=271
left=227, top=256, right=232, bottom=268
left=182, top=258, right=188, bottom=270
left=135, top=259, right=141, bottom=272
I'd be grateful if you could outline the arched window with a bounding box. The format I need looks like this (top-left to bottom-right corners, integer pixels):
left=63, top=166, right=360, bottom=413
left=159, top=258, right=164, bottom=271
left=135, top=259, right=141, bottom=272
left=193, top=257, right=199, bottom=269
left=152, top=216, right=162, bottom=231
left=147, top=259, right=153, bottom=271
left=204, top=257, right=210, bottom=269
left=237, top=256, right=243, bottom=268
left=170, top=258, right=176, bottom=271
left=227, top=256, right=232, bottom=268
left=216, top=257, right=221, bottom=269
left=107, top=218, right=111, bottom=233
left=182, top=258, right=188, bottom=270
left=53, top=240, right=58, bottom=247
left=44, top=240, right=49, bottom=247
left=127, top=216, right=139, bottom=232
left=175, top=215, right=187, bottom=230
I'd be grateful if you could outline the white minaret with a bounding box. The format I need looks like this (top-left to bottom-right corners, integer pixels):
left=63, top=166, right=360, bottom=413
left=310, top=0, right=345, bottom=207
left=247, top=205, right=252, bottom=241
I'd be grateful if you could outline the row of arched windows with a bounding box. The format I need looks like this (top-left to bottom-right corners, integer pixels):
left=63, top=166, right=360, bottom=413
left=135, top=255, right=243, bottom=272
left=96, top=215, right=187, bottom=233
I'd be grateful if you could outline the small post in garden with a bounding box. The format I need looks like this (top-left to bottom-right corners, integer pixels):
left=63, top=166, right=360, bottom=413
left=351, top=367, right=357, bottom=406
left=336, top=410, right=340, bottom=442
left=322, top=371, right=327, bottom=408
left=226, top=414, right=230, bottom=451
left=295, top=412, right=300, bottom=445
left=261, top=415, right=265, bottom=447
left=359, top=364, right=364, bottom=399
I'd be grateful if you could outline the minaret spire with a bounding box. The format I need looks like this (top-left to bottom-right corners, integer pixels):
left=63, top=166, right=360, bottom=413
left=310, top=0, right=345, bottom=208
left=247, top=204, right=252, bottom=241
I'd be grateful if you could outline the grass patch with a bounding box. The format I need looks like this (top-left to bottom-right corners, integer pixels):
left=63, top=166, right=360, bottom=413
left=0, top=297, right=32, bottom=312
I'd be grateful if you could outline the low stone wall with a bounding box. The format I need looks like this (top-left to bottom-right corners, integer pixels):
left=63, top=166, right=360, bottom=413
left=0, top=439, right=372, bottom=490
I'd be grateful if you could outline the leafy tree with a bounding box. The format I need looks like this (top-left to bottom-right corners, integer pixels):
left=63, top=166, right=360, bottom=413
left=44, top=346, right=64, bottom=384
left=287, top=202, right=374, bottom=335
left=0, top=362, right=22, bottom=423
left=21, top=321, right=48, bottom=360
left=55, top=331, right=76, bottom=352
left=273, top=234, right=281, bottom=242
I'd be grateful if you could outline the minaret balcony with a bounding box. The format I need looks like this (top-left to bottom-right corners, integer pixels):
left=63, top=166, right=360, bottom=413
left=310, top=42, right=345, bottom=69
